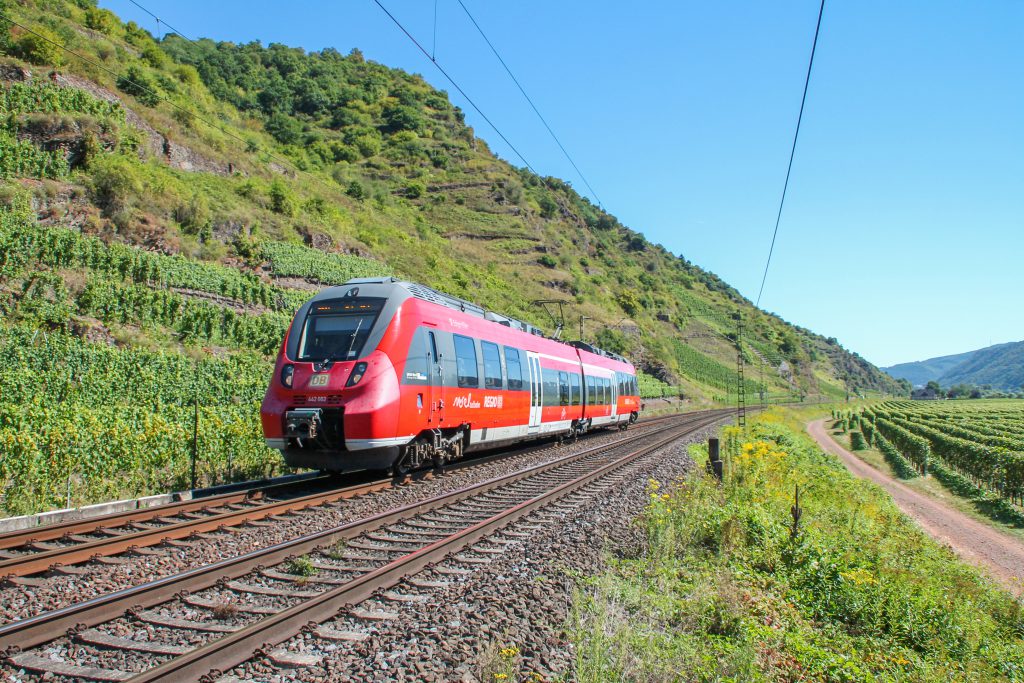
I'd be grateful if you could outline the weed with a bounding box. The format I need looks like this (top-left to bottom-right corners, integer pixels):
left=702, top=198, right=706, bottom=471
left=210, top=599, right=238, bottom=620
left=284, top=555, right=317, bottom=577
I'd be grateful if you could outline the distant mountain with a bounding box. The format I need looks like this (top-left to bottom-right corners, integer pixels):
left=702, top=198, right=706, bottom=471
left=885, top=350, right=979, bottom=387
left=940, top=342, right=1024, bottom=391
left=885, top=341, right=1024, bottom=391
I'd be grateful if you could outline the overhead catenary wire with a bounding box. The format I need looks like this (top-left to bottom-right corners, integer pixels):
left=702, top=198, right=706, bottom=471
left=455, top=0, right=604, bottom=209
left=371, top=0, right=546, bottom=182
left=754, top=0, right=826, bottom=309
left=127, top=0, right=196, bottom=42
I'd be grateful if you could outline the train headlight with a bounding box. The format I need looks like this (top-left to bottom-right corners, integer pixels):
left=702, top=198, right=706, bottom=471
left=346, top=362, right=368, bottom=387
left=280, top=364, right=295, bottom=388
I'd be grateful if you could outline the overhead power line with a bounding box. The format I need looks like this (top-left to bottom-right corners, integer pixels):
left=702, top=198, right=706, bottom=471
left=127, top=0, right=195, bottom=42
left=455, top=0, right=604, bottom=209
left=371, top=0, right=545, bottom=181
left=755, top=0, right=826, bottom=309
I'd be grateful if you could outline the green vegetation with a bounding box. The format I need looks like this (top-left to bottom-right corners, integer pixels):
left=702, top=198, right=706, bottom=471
left=0, top=0, right=904, bottom=515
left=862, top=401, right=1024, bottom=507
left=572, top=410, right=1024, bottom=682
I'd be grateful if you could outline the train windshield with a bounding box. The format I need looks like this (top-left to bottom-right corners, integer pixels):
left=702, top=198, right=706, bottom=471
left=296, top=298, right=384, bottom=362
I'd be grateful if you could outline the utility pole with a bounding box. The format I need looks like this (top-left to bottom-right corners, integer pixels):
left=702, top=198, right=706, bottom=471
left=734, top=313, right=746, bottom=432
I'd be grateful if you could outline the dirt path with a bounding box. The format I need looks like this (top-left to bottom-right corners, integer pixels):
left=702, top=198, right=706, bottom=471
left=807, top=419, right=1024, bottom=596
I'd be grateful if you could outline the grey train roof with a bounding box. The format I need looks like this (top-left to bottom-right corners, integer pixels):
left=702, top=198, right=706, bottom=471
left=296, top=277, right=630, bottom=365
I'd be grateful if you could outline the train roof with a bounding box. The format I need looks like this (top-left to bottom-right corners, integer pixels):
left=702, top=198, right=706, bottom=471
left=304, top=277, right=633, bottom=368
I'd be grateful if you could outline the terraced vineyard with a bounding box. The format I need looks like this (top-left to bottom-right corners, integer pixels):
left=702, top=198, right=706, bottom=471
left=0, top=200, right=389, bottom=516
left=855, top=400, right=1024, bottom=507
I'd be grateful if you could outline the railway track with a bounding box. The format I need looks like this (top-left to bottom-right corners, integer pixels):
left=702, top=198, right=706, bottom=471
left=0, top=410, right=728, bottom=682
left=0, top=412, right=696, bottom=580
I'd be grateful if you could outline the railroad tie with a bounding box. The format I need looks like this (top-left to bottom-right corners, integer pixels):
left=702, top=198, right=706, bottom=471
left=75, top=628, right=191, bottom=655
left=133, top=609, right=240, bottom=633
left=313, top=626, right=370, bottom=642
left=6, top=653, right=133, bottom=682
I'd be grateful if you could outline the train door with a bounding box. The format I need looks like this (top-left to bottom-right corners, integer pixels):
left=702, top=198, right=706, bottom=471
left=427, top=330, right=440, bottom=424
left=610, top=373, right=618, bottom=419
left=526, top=352, right=542, bottom=433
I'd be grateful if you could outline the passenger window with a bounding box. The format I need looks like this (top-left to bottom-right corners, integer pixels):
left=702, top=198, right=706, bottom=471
left=542, top=369, right=560, bottom=407
left=453, top=334, right=478, bottom=388
left=481, top=341, right=503, bottom=390
left=504, top=347, right=524, bottom=390
left=570, top=373, right=581, bottom=406
left=586, top=376, right=595, bottom=404
left=559, top=371, right=569, bottom=406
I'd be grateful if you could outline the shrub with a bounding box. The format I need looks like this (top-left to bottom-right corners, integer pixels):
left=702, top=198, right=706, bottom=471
left=116, top=65, right=161, bottom=106
left=141, top=43, right=169, bottom=69
left=84, top=8, right=118, bottom=34
left=537, top=192, right=558, bottom=218
left=849, top=430, right=866, bottom=450
left=345, top=180, right=366, bottom=200
left=15, top=26, right=65, bottom=66
left=404, top=181, right=425, bottom=199
left=537, top=254, right=556, bottom=269
left=89, top=155, right=142, bottom=216
left=268, top=179, right=296, bottom=216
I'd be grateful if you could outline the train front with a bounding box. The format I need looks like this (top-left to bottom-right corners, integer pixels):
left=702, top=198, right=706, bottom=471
left=261, top=278, right=408, bottom=472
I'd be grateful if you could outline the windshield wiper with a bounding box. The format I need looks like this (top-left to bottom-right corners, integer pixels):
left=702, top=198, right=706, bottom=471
left=344, top=318, right=365, bottom=360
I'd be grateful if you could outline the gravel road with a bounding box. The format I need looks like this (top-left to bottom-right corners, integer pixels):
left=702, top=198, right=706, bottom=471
left=807, top=418, right=1024, bottom=596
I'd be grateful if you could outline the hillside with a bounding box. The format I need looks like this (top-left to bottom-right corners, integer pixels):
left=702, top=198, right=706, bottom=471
left=0, top=0, right=902, bottom=514
left=885, top=341, right=1024, bottom=391
left=939, top=341, right=1024, bottom=391
left=884, top=349, right=978, bottom=387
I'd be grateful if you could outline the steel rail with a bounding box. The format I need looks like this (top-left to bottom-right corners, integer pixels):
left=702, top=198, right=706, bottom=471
left=0, top=411, right=696, bottom=578
left=0, top=410, right=727, bottom=653
left=0, top=476, right=332, bottom=552
left=0, top=479, right=396, bottom=578
left=134, top=412, right=727, bottom=682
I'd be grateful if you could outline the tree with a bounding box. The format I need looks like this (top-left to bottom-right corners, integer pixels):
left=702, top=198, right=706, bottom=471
left=925, top=380, right=942, bottom=396
left=265, top=113, right=302, bottom=145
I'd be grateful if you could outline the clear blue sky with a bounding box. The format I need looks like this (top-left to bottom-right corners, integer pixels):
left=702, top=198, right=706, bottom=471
left=100, top=0, right=1023, bottom=368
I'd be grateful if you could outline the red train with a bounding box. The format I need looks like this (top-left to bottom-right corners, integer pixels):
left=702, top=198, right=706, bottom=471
left=261, top=278, right=641, bottom=473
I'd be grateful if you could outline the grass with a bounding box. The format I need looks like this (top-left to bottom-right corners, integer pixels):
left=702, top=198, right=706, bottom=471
left=571, top=408, right=1024, bottom=682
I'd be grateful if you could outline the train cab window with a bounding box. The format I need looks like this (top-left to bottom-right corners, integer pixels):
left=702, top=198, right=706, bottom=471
left=453, top=334, right=479, bottom=388
left=481, top=341, right=503, bottom=390
left=558, top=371, right=570, bottom=406
left=570, top=373, right=581, bottom=406
left=542, top=369, right=560, bottom=407
left=297, top=309, right=380, bottom=361
left=632, top=376, right=638, bottom=396
left=504, top=347, right=524, bottom=391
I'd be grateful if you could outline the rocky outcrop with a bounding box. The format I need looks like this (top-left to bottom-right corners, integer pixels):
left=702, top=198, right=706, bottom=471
left=44, top=72, right=232, bottom=176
